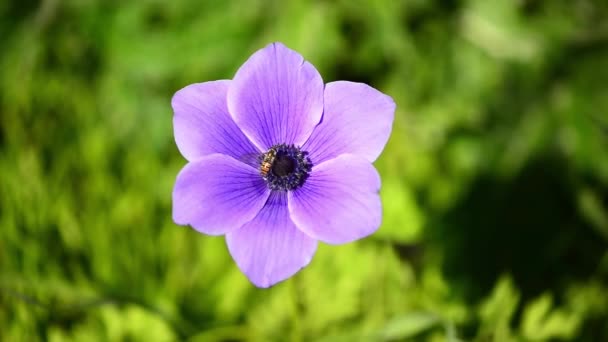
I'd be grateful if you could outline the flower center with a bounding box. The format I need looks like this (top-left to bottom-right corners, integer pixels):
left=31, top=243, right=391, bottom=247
left=271, top=154, right=296, bottom=177
left=260, top=144, right=311, bottom=191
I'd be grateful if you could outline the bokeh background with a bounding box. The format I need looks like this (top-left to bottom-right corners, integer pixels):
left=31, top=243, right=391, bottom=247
left=2, top=0, right=608, bottom=341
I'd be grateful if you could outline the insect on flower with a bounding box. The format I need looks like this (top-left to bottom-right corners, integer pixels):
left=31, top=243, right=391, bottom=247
left=172, top=42, right=395, bottom=287
left=259, top=147, right=276, bottom=178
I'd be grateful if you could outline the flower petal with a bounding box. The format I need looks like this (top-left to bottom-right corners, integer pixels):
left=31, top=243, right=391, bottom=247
left=226, top=192, right=317, bottom=288
left=288, top=154, right=382, bottom=244
left=172, top=80, right=260, bottom=165
left=172, top=154, right=270, bottom=235
left=303, top=81, right=395, bottom=164
left=228, top=42, right=324, bottom=151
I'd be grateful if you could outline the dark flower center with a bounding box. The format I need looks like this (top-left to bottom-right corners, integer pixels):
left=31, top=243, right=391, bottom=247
left=271, top=154, right=296, bottom=176
left=259, top=144, right=311, bottom=191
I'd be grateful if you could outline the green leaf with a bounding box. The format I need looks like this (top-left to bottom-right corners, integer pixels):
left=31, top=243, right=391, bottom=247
left=380, top=312, right=441, bottom=340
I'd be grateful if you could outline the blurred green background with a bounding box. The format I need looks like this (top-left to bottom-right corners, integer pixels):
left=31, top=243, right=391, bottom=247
left=1, top=0, right=608, bottom=341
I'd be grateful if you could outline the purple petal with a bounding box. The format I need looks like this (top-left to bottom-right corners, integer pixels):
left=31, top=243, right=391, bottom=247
left=173, top=154, right=270, bottom=235
left=226, top=192, right=317, bottom=288
left=303, top=81, right=395, bottom=164
left=172, top=80, right=260, bottom=165
left=288, top=154, right=382, bottom=244
left=227, top=42, right=324, bottom=151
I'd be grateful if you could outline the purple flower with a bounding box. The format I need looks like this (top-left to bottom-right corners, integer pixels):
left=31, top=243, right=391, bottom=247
left=171, top=43, right=395, bottom=287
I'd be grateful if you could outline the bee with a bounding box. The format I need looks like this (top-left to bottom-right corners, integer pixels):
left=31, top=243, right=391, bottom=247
left=260, top=148, right=277, bottom=177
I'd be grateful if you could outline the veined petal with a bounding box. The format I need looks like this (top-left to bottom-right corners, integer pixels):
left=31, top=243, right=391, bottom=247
left=288, top=154, right=382, bottom=244
left=228, top=42, right=324, bottom=151
left=303, top=81, right=395, bottom=164
left=172, top=80, right=260, bottom=165
left=226, top=192, right=317, bottom=288
left=172, top=154, right=270, bottom=235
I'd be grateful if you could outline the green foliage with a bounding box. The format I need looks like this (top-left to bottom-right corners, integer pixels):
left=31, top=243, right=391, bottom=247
left=1, top=0, right=608, bottom=341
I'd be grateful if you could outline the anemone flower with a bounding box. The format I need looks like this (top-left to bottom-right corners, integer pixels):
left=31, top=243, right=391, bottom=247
left=172, top=42, right=395, bottom=287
